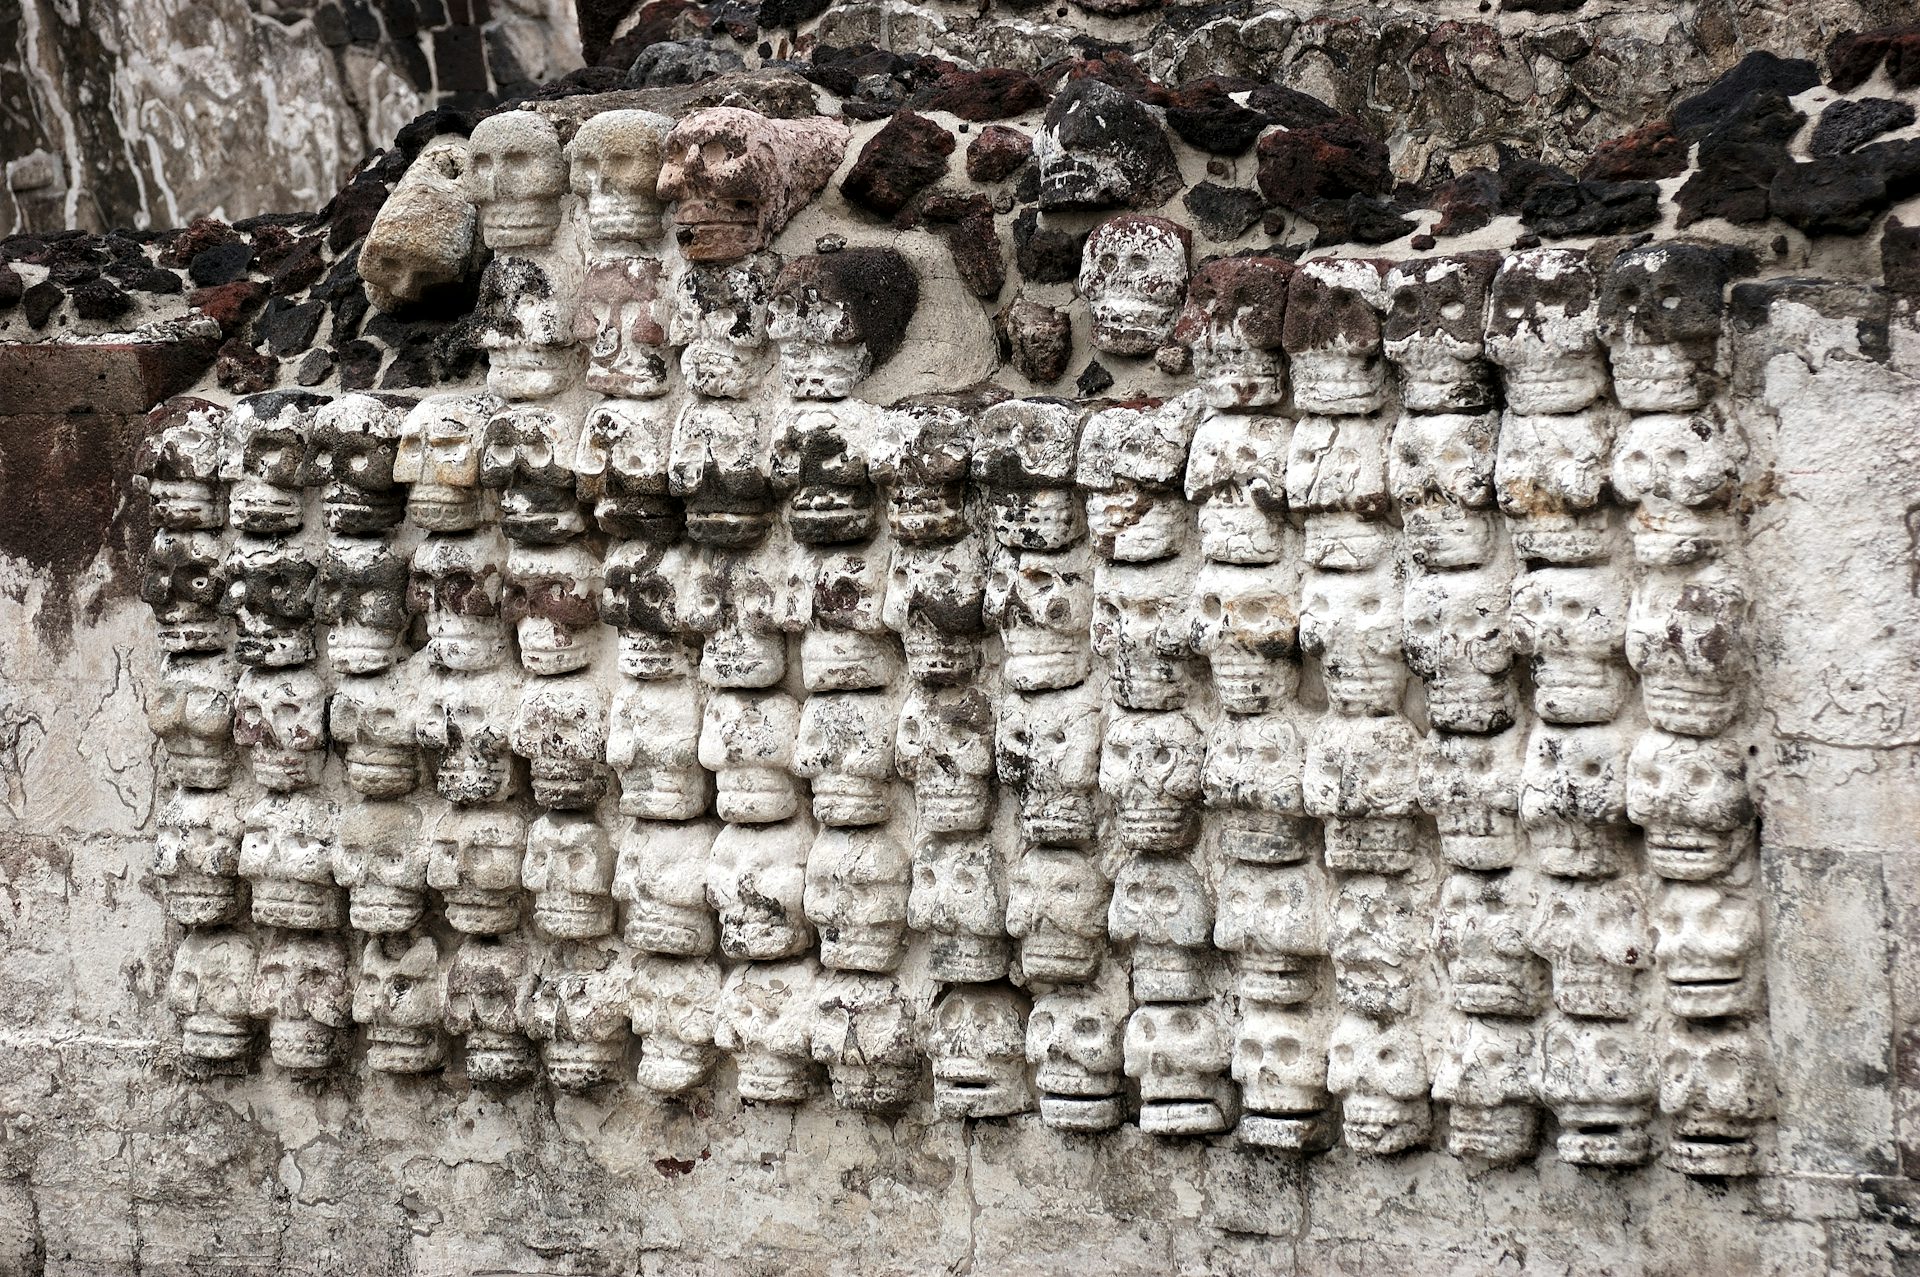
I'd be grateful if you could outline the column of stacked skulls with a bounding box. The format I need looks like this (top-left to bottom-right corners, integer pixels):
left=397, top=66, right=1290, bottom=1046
left=140, top=96, right=1776, bottom=1176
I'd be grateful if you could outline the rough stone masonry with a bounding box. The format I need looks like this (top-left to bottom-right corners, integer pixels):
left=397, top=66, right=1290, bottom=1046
left=0, top=0, right=1918, bottom=1273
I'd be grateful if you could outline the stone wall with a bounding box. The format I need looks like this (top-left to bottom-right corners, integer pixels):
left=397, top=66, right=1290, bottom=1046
left=0, top=6, right=1918, bottom=1276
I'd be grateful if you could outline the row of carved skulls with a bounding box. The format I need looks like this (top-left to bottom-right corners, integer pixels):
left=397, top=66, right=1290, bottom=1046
left=354, top=101, right=1738, bottom=419
left=157, top=762, right=1762, bottom=1019
left=166, top=923, right=1770, bottom=1171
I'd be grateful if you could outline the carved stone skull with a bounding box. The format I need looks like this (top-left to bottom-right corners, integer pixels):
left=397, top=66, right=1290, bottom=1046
left=523, top=811, right=617, bottom=940
left=222, top=392, right=320, bottom=536
left=1186, top=560, right=1301, bottom=714
left=144, top=531, right=227, bottom=656
left=1204, top=711, right=1314, bottom=865
left=354, top=934, right=446, bottom=1074
left=410, top=531, right=509, bottom=672
left=1036, top=77, right=1181, bottom=211
left=1185, top=413, right=1291, bottom=566
left=318, top=537, right=409, bottom=677
left=1006, top=848, right=1111, bottom=983
left=331, top=800, right=427, bottom=934
left=155, top=790, right=244, bottom=927
left=568, top=108, right=673, bottom=247
left=233, top=664, right=328, bottom=792
left=1328, top=872, right=1429, bottom=1018
left=804, top=826, right=911, bottom=973
left=1214, top=858, right=1329, bottom=1007
left=698, top=689, right=800, bottom=823
left=1286, top=412, right=1395, bottom=570
left=1389, top=410, right=1501, bottom=569
left=328, top=667, right=418, bottom=798
left=995, top=683, right=1102, bottom=848
left=1401, top=565, right=1516, bottom=734
left=511, top=677, right=611, bottom=810
left=1508, top=565, right=1630, bottom=725
left=445, top=935, right=537, bottom=1085
left=523, top=940, right=633, bottom=1091
left=668, top=254, right=777, bottom=399
left=1327, top=1011, right=1432, bottom=1156
left=136, top=397, right=227, bottom=531
left=1281, top=259, right=1389, bottom=417
left=1173, top=255, right=1292, bottom=410
left=1382, top=253, right=1499, bottom=412
left=788, top=546, right=899, bottom=693
left=425, top=803, right=527, bottom=934
left=579, top=402, right=681, bottom=544
left=614, top=818, right=717, bottom=957
left=1659, top=1020, right=1773, bottom=1177
left=1494, top=407, right=1616, bottom=566
left=1528, top=877, right=1654, bottom=1020
left=312, top=393, right=409, bottom=535
left=1298, top=564, right=1406, bottom=716
left=599, top=540, right=698, bottom=677
left=361, top=134, right=480, bottom=312
left=1303, top=713, right=1422, bottom=874
left=1626, top=569, right=1750, bottom=736
left=251, top=930, right=351, bottom=1072
left=656, top=108, right=849, bottom=262
left=1596, top=243, right=1729, bottom=413
left=1233, top=1003, right=1335, bottom=1151
left=240, top=792, right=341, bottom=929
left=895, top=685, right=995, bottom=834
left=151, top=654, right=237, bottom=790
left=1431, top=1014, right=1537, bottom=1164
left=418, top=666, right=522, bottom=805
left=607, top=678, right=709, bottom=822
left=1124, top=1001, right=1234, bottom=1136
left=1418, top=728, right=1525, bottom=871
left=1519, top=723, right=1633, bottom=878
left=771, top=398, right=879, bottom=545
left=707, top=820, right=814, bottom=961
left=1109, top=854, right=1214, bottom=1003
left=984, top=545, right=1094, bottom=692
left=1434, top=869, right=1544, bottom=1017
left=1078, top=215, right=1190, bottom=357
left=1654, top=883, right=1764, bottom=1019
left=975, top=398, right=1085, bottom=553
left=467, top=110, right=566, bottom=249
left=1537, top=1012, right=1657, bottom=1166
left=769, top=250, right=918, bottom=401
left=1485, top=248, right=1607, bottom=416
left=908, top=834, right=1009, bottom=983
left=223, top=534, right=318, bottom=668
left=1077, top=399, right=1199, bottom=563
left=631, top=955, right=723, bottom=1095
left=1098, top=707, right=1205, bottom=853
left=1611, top=409, right=1747, bottom=566
left=882, top=538, right=988, bottom=687
left=1627, top=730, right=1755, bottom=880
left=167, top=930, right=256, bottom=1066
left=395, top=392, right=503, bottom=533
left=1092, top=563, right=1194, bottom=711
left=928, top=985, right=1033, bottom=1120
left=659, top=407, right=771, bottom=544
left=871, top=395, right=984, bottom=546
left=474, top=257, right=578, bottom=401
left=575, top=257, right=672, bottom=399
left=810, top=971, right=922, bottom=1115
left=503, top=541, right=604, bottom=677
left=715, top=958, right=819, bottom=1104
left=1027, top=979, right=1129, bottom=1131
left=683, top=545, right=786, bottom=688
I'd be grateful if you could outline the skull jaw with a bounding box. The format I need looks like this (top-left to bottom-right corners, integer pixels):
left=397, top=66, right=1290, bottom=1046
left=1548, top=967, right=1642, bottom=1020
left=1340, top=1095, right=1432, bottom=1155
left=1302, top=512, right=1397, bottom=573
left=1205, top=648, right=1300, bottom=716
left=826, top=1063, right=919, bottom=1115
left=1197, top=507, right=1288, bottom=567
left=615, top=633, right=697, bottom=682
left=1422, top=675, right=1518, bottom=736
left=1001, top=635, right=1092, bottom=694
left=147, top=483, right=224, bottom=531
left=1017, top=933, right=1103, bottom=983
left=927, top=934, right=1010, bottom=984
left=1643, top=827, right=1746, bottom=881
left=463, top=1030, right=538, bottom=1085
left=348, top=886, right=427, bottom=935
left=327, top=624, right=405, bottom=677
left=249, top=746, right=322, bottom=793
left=543, top=1038, right=626, bottom=1092
left=1038, top=1094, right=1125, bottom=1131
left=1318, top=662, right=1407, bottom=718
left=673, top=210, right=769, bottom=264
left=427, top=625, right=511, bottom=674
left=1019, top=793, right=1097, bottom=848
left=487, top=348, right=577, bottom=402
left=731, top=1052, right=813, bottom=1104
left=799, top=631, right=897, bottom=693
left=818, top=925, right=909, bottom=974
left=698, top=634, right=785, bottom=689
left=1234, top=956, right=1319, bottom=1008
left=1628, top=503, right=1735, bottom=569
left=988, top=493, right=1082, bottom=552
left=533, top=892, right=616, bottom=941
left=718, top=916, right=812, bottom=963
left=366, top=1026, right=445, bottom=1074
left=529, top=761, right=610, bottom=811
left=479, top=203, right=562, bottom=250
left=342, top=746, right=419, bottom=800
left=1403, top=506, right=1500, bottom=572
left=156, top=616, right=228, bottom=656
left=1446, top=963, right=1543, bottom=1018
left=163, top=739, right=236, bottom=790
left=163, top=875, right=243, bottom=928
left=623, top=905, right=717, bottom=957
left=228, top=483, right=306, bottom=536
left=1238, top=1111, right=1336, bottom=1151
left=1609, top=343, right=1714, bottom=414
left=1530, top=663, right=1629, bottom=726
left=234, top=628, right=314, bottom=670
left=1506, top=509, right=1613, bottom=568
left=322, top=489, right=406, bottom=537
left=1138, top=1097, right=1231, bottom=1137
left=1289, top=354, right=1388, bottom=417
left=251, top=880, right=345, bottom=930
left=1445, top=1103, right=1538, bottom=1164
left=714, top=771, right=800, bottom=824
left=1129, top=945, right=1208, bottom=1003
left=436, top=754, right=517, bottom=806
left=808, top=776, right=892, bottom=827
left=1667, top=1120, right=1760, bottom=1177
left=636, top=1037, right=717, bottom=1095
left=1322, top=817, right=1418, bottom=874
left=1334, top=968, right=1414, bottom=1020
left=617, top=772, right=713, bottom=822
left=1553, top=1107, right=1655, bottom=1167
left=932, top=1067, right=1031, bottom=1119
left=901, top=631, right=982, bottom=687
left=442, top=888, right=522, bottom=935
left=1114, top=805, right=1201, bottom=853
left=1529, top=821, right=1632, bottom=878
left=269, top=1018, right=340, bottom=1072
left=181, top=1014, right=252, bottom=1063
left=1088, top=301, right=1178, bottom=358
left=1664, top=971, right=1760, bottom=1020
left=912, top=781, right=992, bottom=835
left=1640, top=675, right=1740, bottom=738
left=1436, top=820, right=1523, bottom=872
